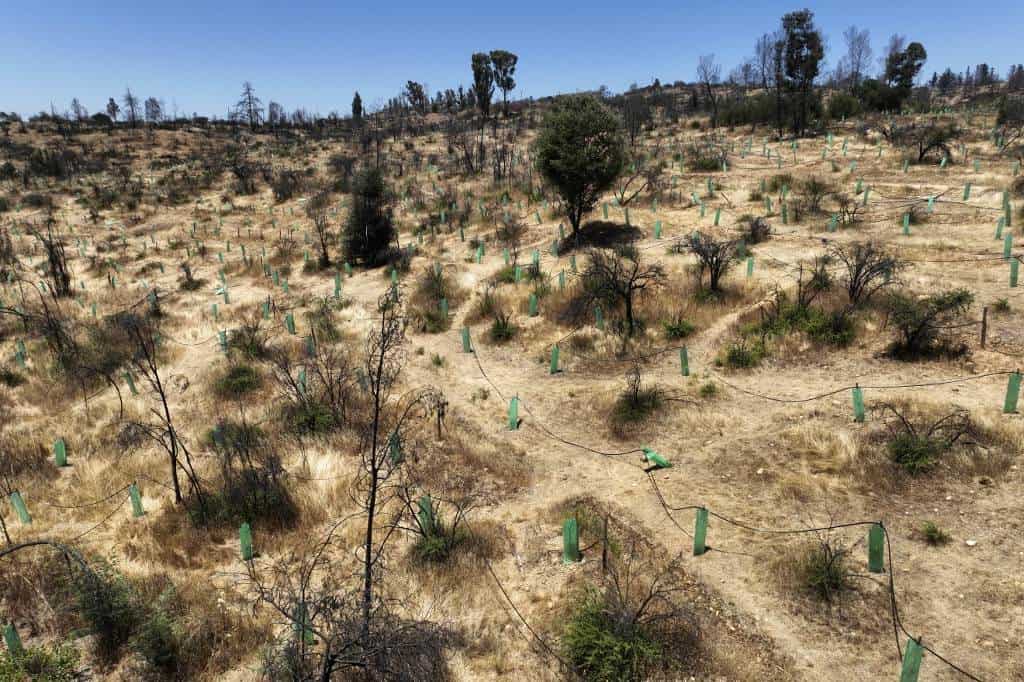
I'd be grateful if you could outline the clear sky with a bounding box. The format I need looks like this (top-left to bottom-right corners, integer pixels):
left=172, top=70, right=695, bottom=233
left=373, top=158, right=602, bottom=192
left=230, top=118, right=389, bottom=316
left=2, top=0, right=1021, bottom=118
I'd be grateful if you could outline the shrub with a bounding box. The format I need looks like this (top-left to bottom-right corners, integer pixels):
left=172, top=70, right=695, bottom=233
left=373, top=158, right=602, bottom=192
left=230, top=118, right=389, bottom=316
left=828, top=92, right=862, bottom=120
left=795, top=538, right=853, bottom=602
left=887, top=432, right=946, bottom=474
left=284, top=400, right=337, bottom=435
left=887, top=288, right=973, bottom=359
left=662, top=316, right=695, bottom=340
left=698, top=382, right=717, bottom=398
left=721, top=339, right=763, bottom=369
left=214, top=363, right=262, bottom=399
left=0, top=642, right=80, bottom=681
left=879, top=403, right=971, bottom=474
left=739, top=215, right=772, bottom=244
left=921, top=521, right=951, bottom=546
left=801, top=308, right=856, bottom=347
left=73, top=559, right=140, bottom=663
left=489, top=309, right=517, bottom=343
left=271, top=170, right=303, bottom=202
left=562, top=587, right=662, bottom=681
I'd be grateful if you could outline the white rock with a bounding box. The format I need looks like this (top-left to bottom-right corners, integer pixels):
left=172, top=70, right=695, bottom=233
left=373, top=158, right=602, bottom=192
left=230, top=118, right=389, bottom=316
left=965, top=539, right=978, bottom=547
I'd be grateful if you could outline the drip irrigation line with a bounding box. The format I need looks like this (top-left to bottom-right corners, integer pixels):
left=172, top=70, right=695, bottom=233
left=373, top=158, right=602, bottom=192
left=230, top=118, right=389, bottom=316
left=64, top=493, right=129, bottom=544
left=40, top=484, right=132, bottom=510
left=710, top=370, right=1016, bottom=404
left=481, top=553, right=577, bottom=674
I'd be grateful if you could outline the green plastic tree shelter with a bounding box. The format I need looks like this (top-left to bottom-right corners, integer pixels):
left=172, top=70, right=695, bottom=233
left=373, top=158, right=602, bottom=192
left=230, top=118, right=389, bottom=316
left=900, top=637, right=924, bottom=682
left=3, top=623, right=22, bottom=655
left=868, top=523, right=885, bottom=573
left=1003, top=371, right=1021, bottom=413
left=240, top=522, right=254, bottom=561
left=9, top=491, right=31, bottom=524
left=562, top=518, right=581, bottom=563
left=680, top=347, right=689, bottom=376
left=418, top=495, right=436, bottom=536
left=129, top=483, right=145, bottom=518
left=1011, top=260, right=1019, bottom=288
left=461, top=327, right=472, bottom=353
left=54, top=438, right=67, bottom=467
left=124, top=371, right=138, bottom=395
left=852, top=386, right=865, bottom=423
left=642, top=448, right=671, bottom=470
left=508, top=397, right=519, bottom=430
left=693, top=508, right=709, bottom=556
left=549, top=345, right=560, bottom=374
left=293, top=602, right=315, bottom=644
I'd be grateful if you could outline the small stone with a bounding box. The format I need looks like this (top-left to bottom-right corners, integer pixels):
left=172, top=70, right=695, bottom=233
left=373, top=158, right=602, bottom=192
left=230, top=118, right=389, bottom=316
left=965, top=539, right=978, bottom=547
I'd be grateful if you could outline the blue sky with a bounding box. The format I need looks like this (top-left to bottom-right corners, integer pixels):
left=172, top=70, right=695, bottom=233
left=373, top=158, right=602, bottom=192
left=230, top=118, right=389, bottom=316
left=2, top=1, right=1021, bottom=118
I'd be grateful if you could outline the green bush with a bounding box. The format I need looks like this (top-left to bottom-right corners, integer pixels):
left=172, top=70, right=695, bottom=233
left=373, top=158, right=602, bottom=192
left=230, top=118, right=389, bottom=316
left=828, top=92, right=863, bottom=120
left=662, top=317, right=695, bottom=340
left=489, top=311, right=517, bottom=343
left=563, top=588, right=662, bottom=682
left=73, top=559, right=140, bottom=663
left=721, top=340, right=764, bottom=369
left=214, top=364, right=262, bottom=398
left=921, top=521, right=951, bottom=546
left=610, top=386, right=662, bottom=427
left=796, top=540, right=853, bottom=602
left=285, top=400, right=337, bottom=435
left=0, top=642, right=81, bottom=681
left=888, top=432, right=945, bottom=474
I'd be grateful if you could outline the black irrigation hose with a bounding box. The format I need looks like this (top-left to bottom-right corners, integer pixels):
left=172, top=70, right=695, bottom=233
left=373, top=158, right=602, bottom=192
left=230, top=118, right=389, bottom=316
left=40, top=484, right=132, bottom=510
left=461, top=515, right=580, bottom=677
left=710, top=370, right=1017, bottom=404
left=64, top=493, right=130, bottom=544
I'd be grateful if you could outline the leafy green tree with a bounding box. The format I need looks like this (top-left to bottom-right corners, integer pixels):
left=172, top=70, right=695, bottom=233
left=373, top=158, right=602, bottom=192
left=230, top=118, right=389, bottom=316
left=352, top=91, right=363, bottom=126
left=344, top=168, right=395, bottom=266
left=885, top=42, right=927, bottom=91
left=471, top=53, right=494, bottom=119
left=489, top=50, right=518, bottom=116
left=535, top=95, right=625, bottom=243
left=780, top=9, right=824, bottom=136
